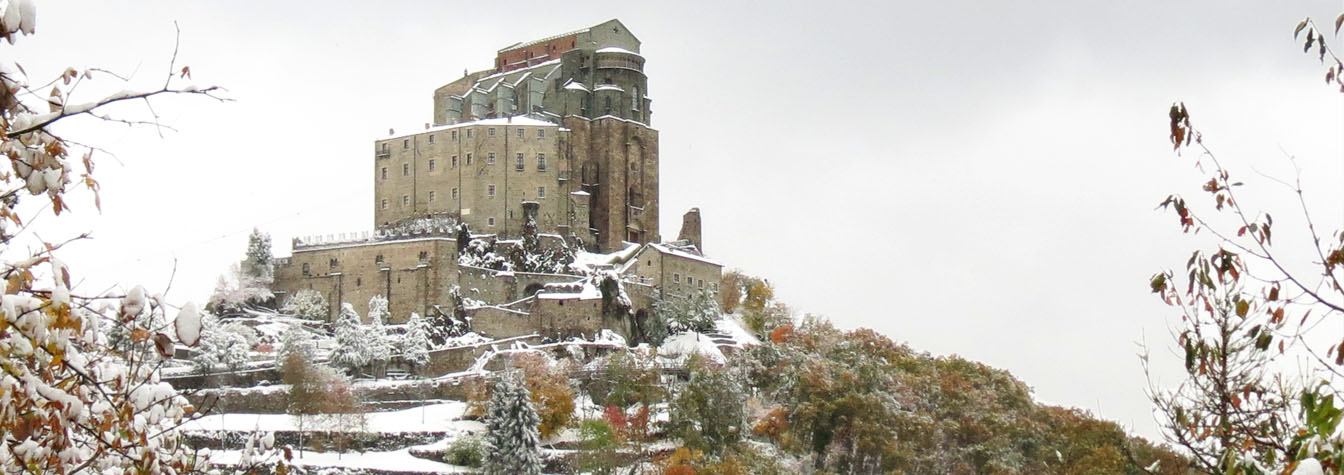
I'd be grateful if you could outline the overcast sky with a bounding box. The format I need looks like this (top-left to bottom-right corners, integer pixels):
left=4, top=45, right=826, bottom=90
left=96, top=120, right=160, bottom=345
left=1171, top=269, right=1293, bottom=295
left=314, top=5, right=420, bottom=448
left=12, top=1, right=1344, bottom=440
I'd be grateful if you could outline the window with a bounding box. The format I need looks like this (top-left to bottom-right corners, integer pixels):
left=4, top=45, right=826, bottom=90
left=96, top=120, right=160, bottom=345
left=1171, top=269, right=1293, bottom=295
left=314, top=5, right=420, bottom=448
left=537, top=154, right=546, bottom=171
left=488, top=128, right=495, bottom=136
left=375, top=254, right=384, bottom=265
left=712, top=283, right=719, bottom=291
left=402, top=163, right=410, bottom=176
left=402, top=195, right=410, bottom=206
left=428, top=159, right=436, bottom=172
left=631, top=161, right=637, bottom=171
left=487, top=217, right=496, bottom=226
left=515, top=153, right=524, bottom=171
left=516, top=128, right=523, bottom=138
left=452, top=155, right=458, bottom=167
left=538, top=129, right=545, bottom=138
left=699, top=279, right=705, bottom=289
left=428, top=191, right=436, bottom=202
left=466, top=153, right=473, bottom=165
left=418, top=251, right=428, bottom=262
left=451, top=130, right=458, bottom=140
left=381, top=143, right=389, bottom=152
left=487, top=184, right=496, bottom=197
left=538, top=186, right=546, bottom=199
left=467, top=129, right=473, bottom=138
left=673, top=273, right=680, bottom=283
left=301, top=263, right=310, bottom=276
left=380, top=199, right=388, bottom=210
left=403, top=139, right=409, bottom=149
left=487, top=152, right=495, bottom=165
left=380, top=167, right=388, bottom=180
left=356, top=278, right=362, bottom=287
left=428, top=135, right=435, bottom=144
left=452, top=187, right=459, bottom=200
left=329, top=258, right=339, bottom=270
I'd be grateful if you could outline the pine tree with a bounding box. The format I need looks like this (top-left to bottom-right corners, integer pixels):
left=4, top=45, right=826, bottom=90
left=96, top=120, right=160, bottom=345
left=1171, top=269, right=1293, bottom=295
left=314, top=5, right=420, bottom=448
left=483, top=371, right=543, bottom=475
left=366, top=297, right=392, bottom=371
left=328, top=303, right=370, bottom=375
left=401, top=312, right=432, bottom=369
left=244, top=228, right=274, bottom=281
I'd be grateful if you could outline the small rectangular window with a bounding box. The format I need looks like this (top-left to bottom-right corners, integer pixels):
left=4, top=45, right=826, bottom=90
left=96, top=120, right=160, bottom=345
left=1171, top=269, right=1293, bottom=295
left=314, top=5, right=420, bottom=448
left=452, top=187, right=459, bottom=200
left=487, top=153, right=495, bottom=165
left=380, top=167, right=388, bottom=180
left=403, top=139, right=409, bottom=149
left=487, top=217, right=496, bottom=226
left=428, top=191, right=436, bottom=202
left=428, top=159, right=436, bottom=172
left=375, top=254, right=384, bottom=265
left=537, top=154, right=546, bottom=172
left=467, top=129, right=473, bottom=138
left=452, top=130, right=458, bottom=140
left=452, top=156, right=458, bottom=167
left=538, top=129, right=545, bottom=138
left=488, top=128, right=495, bottom=136
left=488, top=184, right=496, bottom=197
left=402, top=195, right=410, bottom=206
left=418, top=251, right=429, bottom=262
left=380, top=199, right=388, bottom=210
left=381, top=142, right=389, bottom=152
left=428, top=134, right=435, bottom=144
left=516, top=128, right=523, bottom=138
left=515, top=153, right=524, bottom=172
left=673, top=273, right=681, bottom=283
left=402, top=164, right=410, bottom=176
left=538, top=186, right=546, bottom=198
left=302, top=263, right=310, bottom=276
left=467, top=153, right=473, bottom=165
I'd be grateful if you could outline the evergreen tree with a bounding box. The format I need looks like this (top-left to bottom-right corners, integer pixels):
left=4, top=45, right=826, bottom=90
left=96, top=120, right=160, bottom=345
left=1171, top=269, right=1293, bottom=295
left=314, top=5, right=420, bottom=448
left=401, top=312, right=432, bottom=369
left=366, top=297, right=393, bottom=371
left=328, top=303, right=371, bottom=375
left=483, top=371, right=543, bottom=475
left=244, top=227, right=274, bottom=281
left=667, top=357, right=746, bottom=456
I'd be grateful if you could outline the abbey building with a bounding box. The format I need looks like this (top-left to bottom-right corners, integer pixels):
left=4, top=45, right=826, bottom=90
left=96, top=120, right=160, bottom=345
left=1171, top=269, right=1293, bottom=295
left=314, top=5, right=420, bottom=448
left=272, top=20, right=720, bottom=338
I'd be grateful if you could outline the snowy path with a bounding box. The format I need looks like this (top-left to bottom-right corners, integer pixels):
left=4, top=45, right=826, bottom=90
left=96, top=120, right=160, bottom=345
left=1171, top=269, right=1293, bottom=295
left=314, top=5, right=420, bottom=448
left=208, top=446, right=474, bottom=474
left=183, top=402, right=476, bottom=433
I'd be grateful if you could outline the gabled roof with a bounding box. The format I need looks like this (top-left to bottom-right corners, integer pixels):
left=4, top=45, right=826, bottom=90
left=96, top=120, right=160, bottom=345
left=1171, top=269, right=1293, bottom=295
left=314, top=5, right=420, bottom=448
left=497, top=19, right=637, bottom=53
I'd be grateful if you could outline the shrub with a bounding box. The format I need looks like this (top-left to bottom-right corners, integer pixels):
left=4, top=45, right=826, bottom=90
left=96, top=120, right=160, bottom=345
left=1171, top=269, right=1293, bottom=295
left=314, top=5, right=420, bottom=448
left=443, top=434, right=486, bottom=467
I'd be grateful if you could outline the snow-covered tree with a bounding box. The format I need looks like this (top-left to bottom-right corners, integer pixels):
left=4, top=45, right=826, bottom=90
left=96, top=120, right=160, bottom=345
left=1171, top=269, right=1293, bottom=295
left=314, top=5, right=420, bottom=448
left=483, top=371, right=544, bottom=475
left=366, top=296, right=393, bottom=370
left=400, top=312, right=432, bottom=368
left=649, top=289, right=721, bottom=344
left=427, top=286, right=470, bottom=344
left=328, top=303, right=371, bottom=375
left=192, top=315, right=252, bottom=377
left=207, top=262, right=274, bottom=314
left=0, top=5, right=227, bottom=471
left=281, top=288, right=328, bottom=320
left=244, top=227, right=274, bottom=280
left=666, top=357, right=746, bottom=456
left=277, top=326, right=316, bottom=362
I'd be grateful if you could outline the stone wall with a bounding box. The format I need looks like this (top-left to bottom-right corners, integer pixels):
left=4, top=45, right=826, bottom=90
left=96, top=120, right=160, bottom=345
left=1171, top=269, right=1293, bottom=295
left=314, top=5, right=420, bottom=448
left=273, top=238, right=458, bottom=323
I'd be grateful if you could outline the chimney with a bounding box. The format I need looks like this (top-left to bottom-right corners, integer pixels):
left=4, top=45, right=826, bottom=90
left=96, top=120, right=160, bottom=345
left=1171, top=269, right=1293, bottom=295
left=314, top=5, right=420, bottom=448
left=677, top=207, right=702, bottom=252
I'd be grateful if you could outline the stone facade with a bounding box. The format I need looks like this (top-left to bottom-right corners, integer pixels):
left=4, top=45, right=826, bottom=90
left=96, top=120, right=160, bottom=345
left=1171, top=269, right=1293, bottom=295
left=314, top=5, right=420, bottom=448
left=273, top=236, right=457, bottom=324
left=272, top=20, right=719, bottom=341
left=625, top=242, right=723, bottom=299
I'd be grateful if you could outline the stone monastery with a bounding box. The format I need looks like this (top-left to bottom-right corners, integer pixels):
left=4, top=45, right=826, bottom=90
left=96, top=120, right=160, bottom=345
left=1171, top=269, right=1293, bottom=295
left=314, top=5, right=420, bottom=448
left=273, top=20, right=721, bottom=342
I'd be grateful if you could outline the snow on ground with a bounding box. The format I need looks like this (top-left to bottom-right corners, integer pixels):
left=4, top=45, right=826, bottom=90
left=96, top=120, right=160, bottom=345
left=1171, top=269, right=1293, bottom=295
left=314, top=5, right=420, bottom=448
left=716, top=316, right=761, bottom=346
left=658, top=332, right=725, bottom=364
left=183, top=402, right=475, bottom=434
left=209, top=446, right=474, bottom=474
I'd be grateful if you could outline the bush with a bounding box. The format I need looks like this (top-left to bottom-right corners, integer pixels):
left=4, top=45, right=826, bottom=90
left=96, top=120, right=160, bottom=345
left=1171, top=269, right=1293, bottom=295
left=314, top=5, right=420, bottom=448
left=281, top=289, right=328, bottom=320
left=444, top=434, right=486, bottom=467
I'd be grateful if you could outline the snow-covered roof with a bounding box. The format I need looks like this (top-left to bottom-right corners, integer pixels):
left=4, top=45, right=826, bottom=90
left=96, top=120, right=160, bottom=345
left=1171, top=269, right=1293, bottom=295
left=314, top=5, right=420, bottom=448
left=563, top=80, right=590, bottom=92
left=593, top=84, right=625, bottom=92
left=572, top=241, right=641, bottom=272
left=645, top=242, right=723, bottom=267
left=383, top=115, right=558, bottom=141
left=536, top=281, right=602, bottom=300
left=595, top=46, right=640, bottom=55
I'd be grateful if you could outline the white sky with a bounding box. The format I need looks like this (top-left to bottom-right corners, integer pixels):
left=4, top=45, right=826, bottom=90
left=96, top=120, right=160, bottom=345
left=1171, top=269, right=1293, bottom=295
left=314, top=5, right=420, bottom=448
left=11, top=1, right=1344, bottom=441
